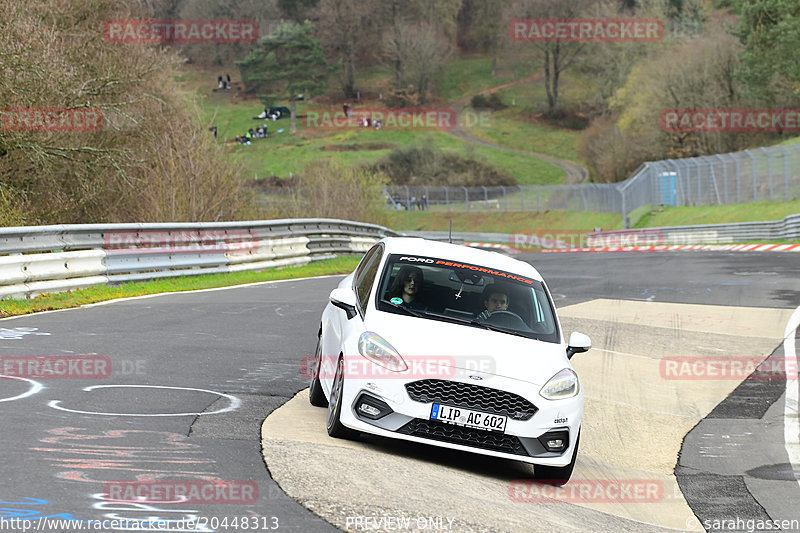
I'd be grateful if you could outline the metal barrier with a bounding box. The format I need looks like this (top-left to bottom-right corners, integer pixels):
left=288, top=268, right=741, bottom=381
left=586, top=213, right=800, bottom=246
left=0, top=219, right=398, bottom=299
left=406, top=213, right=800, bottom=248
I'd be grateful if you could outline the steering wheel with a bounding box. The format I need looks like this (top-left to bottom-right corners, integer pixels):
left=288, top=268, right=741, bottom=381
left=483, top=310, right=534, bottom=332
left=486, top=310, right=522, bottom=321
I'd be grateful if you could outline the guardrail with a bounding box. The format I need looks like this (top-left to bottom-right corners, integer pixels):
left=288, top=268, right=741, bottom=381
left=406, top=214, right=800, bottom=248
left=586, top=213, right=800, bottom=246
left=0, top=219, right=399, bottom=300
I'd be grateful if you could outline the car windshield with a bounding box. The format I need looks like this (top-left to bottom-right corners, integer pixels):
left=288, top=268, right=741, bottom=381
left=375, top=253, right=560, bottom=343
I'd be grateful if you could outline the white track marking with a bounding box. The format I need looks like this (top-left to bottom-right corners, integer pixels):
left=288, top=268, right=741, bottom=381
left=48, top=384, right=240, bottom=417
left=0, top=375, right=44, bottom=402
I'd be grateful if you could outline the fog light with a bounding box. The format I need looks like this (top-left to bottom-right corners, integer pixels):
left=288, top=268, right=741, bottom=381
left=354, top=393, right=393, bottom=420
left=538, top=430, right=569, bottom=453
left=358, top=403, right=381, bottom=417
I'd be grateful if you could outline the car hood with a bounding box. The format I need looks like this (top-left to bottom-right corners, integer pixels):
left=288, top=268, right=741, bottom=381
left=364, top=313, right=568, bottom=387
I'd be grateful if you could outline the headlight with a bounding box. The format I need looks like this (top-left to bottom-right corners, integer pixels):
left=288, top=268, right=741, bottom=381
left=358, top=332, right=408, bottom=372
left=539, top=369, right=579, bottom=400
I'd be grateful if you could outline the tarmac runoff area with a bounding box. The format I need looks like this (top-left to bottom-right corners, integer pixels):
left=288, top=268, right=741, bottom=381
left=261, top=299, right=794, bottom=532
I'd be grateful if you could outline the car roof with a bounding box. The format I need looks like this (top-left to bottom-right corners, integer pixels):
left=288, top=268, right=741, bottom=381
left=379, top=237, right=545, bottom=283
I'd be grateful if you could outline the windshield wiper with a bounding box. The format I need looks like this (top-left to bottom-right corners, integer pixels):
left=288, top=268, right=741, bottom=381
left=467, top=319, right=533, bottom=339
left=422, top=312, right=534, bottom=340
left=380, top=299, right=425, bottom=318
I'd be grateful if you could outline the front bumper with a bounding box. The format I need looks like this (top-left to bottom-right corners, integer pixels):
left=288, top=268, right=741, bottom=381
left=337, top=372, right=583, bottom=466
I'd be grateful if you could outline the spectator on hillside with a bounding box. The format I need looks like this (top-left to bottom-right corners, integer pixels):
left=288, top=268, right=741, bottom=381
left=217, top=76, right=224, bottom=89
left=226, top=73, right=231, bottom=89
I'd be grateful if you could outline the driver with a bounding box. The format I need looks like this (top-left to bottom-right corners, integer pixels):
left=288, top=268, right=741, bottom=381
left=477, top=284, right=509, bottom=320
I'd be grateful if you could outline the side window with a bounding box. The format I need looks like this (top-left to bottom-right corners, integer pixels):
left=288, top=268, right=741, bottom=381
left=354, top=246, right=383, bottom=314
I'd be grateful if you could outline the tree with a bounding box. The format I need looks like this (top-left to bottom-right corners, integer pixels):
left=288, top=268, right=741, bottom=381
left=0, top=0, right=251, bottom=224
left=733, top=0, right=800, bottom=106
left=176, top=0, right=279, bottom=67
left=410, top=0, right=463, bottom=44
left=457, top=0, right=509, bottom=76
left=277, top=0, right=321, bottom=22
left=509, top=0, right=589, bottom=116
left=655, top=0, right=710, bottom=35
left=597, top=32, right=746, bottom=177
left=237, top=22, right=332, bottom=133
left=382, top=22, right=452, bottom=104
left=314, top=0, right=380, bottom=98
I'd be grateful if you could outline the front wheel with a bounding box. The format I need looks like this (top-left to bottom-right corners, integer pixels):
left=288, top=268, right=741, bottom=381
left=326, top=356, right=354, bottom=439
left=533, top=431, right=579, bottom=485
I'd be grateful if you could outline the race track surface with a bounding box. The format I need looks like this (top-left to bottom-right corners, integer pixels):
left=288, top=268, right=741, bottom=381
left=1, top=252, right=798, bottom=532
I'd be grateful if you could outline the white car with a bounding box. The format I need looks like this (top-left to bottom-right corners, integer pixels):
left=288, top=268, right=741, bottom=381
left=308, top=237, right=591, bottom=483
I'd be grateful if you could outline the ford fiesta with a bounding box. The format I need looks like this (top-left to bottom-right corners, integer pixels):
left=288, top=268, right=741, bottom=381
left=308, top=237, right=591, bottom=483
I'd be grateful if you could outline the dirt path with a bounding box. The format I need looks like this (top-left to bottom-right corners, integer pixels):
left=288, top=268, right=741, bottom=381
left=448, top=73, right=589, bottom=184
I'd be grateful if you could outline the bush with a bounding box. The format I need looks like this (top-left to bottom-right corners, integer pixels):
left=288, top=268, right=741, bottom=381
left=371, top=145, right=515, bottom=187
left=471, top=94, right=490, bottom=109
left=276, top=159, right=388, bottom=225
left=487, top=93, right=506, bottom=110
left=471, top=93, right=505, bottom=110
left=0, top=0, right=253, bottom=224
left=578, top=116, right=642, bottom=183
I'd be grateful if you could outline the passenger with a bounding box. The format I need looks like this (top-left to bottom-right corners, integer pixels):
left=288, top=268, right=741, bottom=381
left=386, top=266, right=426, bottom=309
left=477, top=285, right=509, bottom=320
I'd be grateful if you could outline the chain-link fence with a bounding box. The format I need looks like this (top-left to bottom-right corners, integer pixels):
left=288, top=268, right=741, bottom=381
left=620, top=143, right=800, bottom=226
left=384, top=143, right=800, bottom=228
left=382, top=184, right=622, bottom=214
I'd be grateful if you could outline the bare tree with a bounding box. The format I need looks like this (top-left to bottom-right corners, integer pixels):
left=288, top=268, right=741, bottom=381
left=382, top=22, right=452, bottom=104
left=508, top=0, right=590, bottom=116
left=458, top=0, right=510, bottom=76
left=315, top=0, right=380, bottom=98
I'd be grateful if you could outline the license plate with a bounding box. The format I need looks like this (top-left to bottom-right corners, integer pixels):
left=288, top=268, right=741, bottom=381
left=429, top=403, right=507, bottom=433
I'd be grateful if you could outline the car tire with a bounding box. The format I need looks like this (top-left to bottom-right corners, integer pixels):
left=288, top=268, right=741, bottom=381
left=326, top=356, right=354, bottom=439
left=533, top=431, right=579, bottom=485
left=308, top=338, right=328, bottom=407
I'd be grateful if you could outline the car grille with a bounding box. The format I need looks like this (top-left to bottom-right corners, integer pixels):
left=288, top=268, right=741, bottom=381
left=404, top=379, right=537, bottom=420
left=397, top=419, right=529, bottom=456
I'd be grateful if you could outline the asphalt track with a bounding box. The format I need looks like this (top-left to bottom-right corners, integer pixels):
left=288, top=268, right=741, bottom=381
left=1, top=251, right=799, bottom=532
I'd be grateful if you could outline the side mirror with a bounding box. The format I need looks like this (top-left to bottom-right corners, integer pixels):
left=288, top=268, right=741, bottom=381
left=330, top=287, right=358, bottom=320
left=566, top=332, right=591, bottom=359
